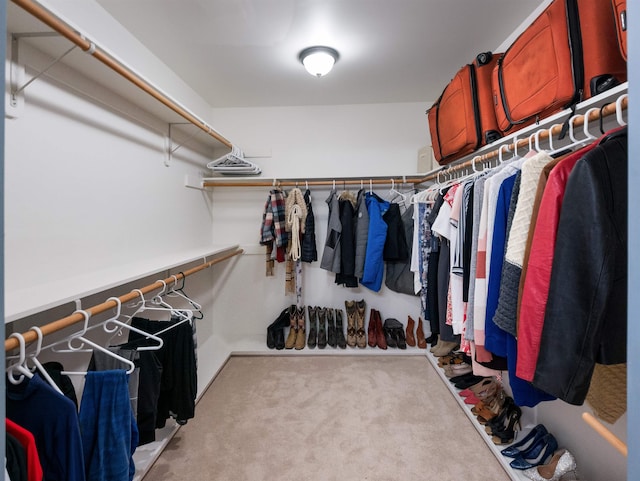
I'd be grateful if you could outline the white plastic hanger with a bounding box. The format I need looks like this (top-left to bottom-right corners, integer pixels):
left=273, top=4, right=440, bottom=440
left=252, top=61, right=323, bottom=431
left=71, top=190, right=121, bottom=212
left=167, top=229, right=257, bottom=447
left=45, top=310, right=136, bottom=375
left=102, top=297, right=164, bottom=351
left=25, top=326, right=64, bottom=395
left=6, top=332, right=34, bottom=385
left=616, top=94, right=628, bottom=126
left=126, top=288, right=192, bottom=322
left=207, top=145, right=261, bottom=175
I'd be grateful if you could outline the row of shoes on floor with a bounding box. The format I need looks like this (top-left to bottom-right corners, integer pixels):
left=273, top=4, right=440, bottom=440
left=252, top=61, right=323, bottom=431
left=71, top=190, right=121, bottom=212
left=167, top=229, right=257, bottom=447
left=265, top=300, right=430, bottom=350
left=439, top=356, right=579, bottom=481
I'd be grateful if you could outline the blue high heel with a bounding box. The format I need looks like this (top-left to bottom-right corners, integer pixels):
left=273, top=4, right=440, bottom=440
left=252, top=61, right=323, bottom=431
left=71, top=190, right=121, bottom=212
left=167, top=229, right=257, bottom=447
left=510, top=433, right=558, bottom=470
left=501, top=424, right=548, bottom=458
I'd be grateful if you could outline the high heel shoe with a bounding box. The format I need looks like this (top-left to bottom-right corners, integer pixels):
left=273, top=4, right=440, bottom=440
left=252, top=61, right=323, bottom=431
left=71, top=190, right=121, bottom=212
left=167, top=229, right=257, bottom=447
left=501, top=424, right=548, bottom=458
left=491, top=405, right=522, bottom=445
left=485, top=397, right=515, bottom=434
left=522, top=449, right=577, bottom=481
left=475, top=391, right=507, bottom=425
left=509, top=433, right=558, bottom=470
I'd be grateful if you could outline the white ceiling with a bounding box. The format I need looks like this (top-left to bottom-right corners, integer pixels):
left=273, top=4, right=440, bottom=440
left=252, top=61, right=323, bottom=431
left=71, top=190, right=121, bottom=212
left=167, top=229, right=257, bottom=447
left=90, top=0, right=542, bottom=108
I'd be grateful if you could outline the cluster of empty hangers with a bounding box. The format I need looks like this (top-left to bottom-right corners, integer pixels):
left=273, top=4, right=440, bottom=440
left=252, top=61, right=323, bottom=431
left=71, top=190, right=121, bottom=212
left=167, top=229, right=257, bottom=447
left=6, top=274, right=204, bottom=389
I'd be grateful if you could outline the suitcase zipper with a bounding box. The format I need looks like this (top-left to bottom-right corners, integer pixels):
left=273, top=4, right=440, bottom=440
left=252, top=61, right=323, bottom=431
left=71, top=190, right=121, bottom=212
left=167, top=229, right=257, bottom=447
left=469, top=63, right=483, bottom=150
left=565, top=0, right=584, bottom=107
left=496, top=55, right=521, bottom=132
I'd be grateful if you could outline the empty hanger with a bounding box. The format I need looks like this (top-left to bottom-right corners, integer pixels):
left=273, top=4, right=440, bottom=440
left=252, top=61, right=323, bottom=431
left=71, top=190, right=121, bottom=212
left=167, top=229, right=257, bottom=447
left=45, top=310, right=136, bottom=375
left=25, top=326, right=64, bottom=395
left=102, top=297, right=164, bottom=351
left=6, top=332, right=34, bottom=385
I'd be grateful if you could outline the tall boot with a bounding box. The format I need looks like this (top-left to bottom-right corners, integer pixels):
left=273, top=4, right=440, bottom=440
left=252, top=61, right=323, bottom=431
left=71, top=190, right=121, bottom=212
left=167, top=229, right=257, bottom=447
left=317, top=307, right=328, bottom=349
left=295, top=306, right=306, bottom=350
left=367, top=309, right=377, bottom=348
left=406, top=316, right=416, bottom=347
left=326, top=308, right=337, bottom=348
left=416, top=317, right=427, bottom=349
left=335, top=309, right=347, bottom=349
left=345, top=300, right=357, bottom=347
left=267, top=307, right=290, bottom=349
left=284, top=305, right=297, bottom=349
left=375, top=310, right=387, bottom=350
left=307, top=306, right=318, bottom=349
left=356, top=299, right=367, bottom=348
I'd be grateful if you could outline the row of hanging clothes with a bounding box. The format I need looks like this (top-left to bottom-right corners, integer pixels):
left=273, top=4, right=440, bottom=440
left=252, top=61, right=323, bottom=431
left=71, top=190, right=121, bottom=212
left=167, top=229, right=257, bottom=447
left=413, top=115, right=627, bottom=420
left=5, top=277, right=203, bottom=481
left=259, top=180, right=418, bottom=305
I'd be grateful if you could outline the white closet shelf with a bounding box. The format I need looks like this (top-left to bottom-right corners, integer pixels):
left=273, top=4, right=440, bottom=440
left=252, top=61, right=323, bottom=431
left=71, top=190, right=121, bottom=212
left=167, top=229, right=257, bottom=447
left=424, top=351, right=555, bottom=481
left=5, top=244, right=240, bottom=323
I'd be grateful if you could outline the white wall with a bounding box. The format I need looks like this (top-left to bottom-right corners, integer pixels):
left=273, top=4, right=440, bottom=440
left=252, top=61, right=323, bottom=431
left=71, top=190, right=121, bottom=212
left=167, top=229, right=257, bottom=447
left=209, top=102, right=429, bottom=351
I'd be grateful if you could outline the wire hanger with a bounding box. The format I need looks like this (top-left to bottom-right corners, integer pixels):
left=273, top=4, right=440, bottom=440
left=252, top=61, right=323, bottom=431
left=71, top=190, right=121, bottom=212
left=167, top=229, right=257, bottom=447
left=167, top=274, right=204, bottom=320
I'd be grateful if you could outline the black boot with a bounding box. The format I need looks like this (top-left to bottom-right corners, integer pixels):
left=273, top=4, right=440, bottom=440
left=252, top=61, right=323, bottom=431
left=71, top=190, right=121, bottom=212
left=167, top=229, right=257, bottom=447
left=307, top=306, right=318, bottom=349
left=335, top=309, right=347, bottom=349
left=267, top=308, right=290, bottom=349
left=317, top=307, right=328, bottom=349
left=327, top=308, right=337, bottom=348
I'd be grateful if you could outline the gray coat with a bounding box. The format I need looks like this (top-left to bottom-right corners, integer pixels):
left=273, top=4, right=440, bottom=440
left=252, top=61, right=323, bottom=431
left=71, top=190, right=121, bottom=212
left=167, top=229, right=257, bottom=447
left=320, top=189, right=342, bottom=273
left=354, top=188, right=369, bottom=279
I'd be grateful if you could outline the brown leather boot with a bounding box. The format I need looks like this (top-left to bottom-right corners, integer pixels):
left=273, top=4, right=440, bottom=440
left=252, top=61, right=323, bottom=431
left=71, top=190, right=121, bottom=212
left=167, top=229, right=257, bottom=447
left=416, top=317, right=427, bottom=349
left=367, top=309, right=377, bottom=348
left=345, top=300, right=357, bottom=347
left=295, top=306, right=306, bottom=350
left=406, top=316, right=416, bottom=347
left=375, top=310, right=387, bottom=350
left=356, top=299, right=367, bottom=348
left=284, top=305, right=297, bottom=349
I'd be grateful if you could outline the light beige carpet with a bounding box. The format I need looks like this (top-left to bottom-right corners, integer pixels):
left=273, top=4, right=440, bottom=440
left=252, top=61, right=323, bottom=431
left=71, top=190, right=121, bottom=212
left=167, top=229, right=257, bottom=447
left=143, top=356, right=510, bottom=481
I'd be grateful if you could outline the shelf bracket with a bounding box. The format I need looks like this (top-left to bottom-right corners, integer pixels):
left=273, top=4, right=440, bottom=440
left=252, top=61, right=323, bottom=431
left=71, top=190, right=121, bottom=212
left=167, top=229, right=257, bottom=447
left=166, top=122, right=205, bottom=167
left=9, top=33, right=76, bottom=113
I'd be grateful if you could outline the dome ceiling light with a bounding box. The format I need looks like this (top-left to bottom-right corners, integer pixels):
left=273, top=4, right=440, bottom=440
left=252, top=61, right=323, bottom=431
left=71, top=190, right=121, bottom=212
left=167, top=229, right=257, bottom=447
left=298, top=46, right=340, bottom=77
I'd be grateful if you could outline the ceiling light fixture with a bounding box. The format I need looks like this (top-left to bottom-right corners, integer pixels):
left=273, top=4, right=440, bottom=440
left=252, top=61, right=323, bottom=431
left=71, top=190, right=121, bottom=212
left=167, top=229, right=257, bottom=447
left=298, top=46, right=339, bottom=77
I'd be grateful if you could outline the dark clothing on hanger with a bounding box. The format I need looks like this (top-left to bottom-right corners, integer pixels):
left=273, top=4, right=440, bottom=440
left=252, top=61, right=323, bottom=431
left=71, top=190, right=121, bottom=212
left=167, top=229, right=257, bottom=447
left=382, top=203, right=409, bottom=262
left=533, top=129, right=628, bottom=405
left=385, top=204, right=418, bottom=296
left=6, top=375, right=86, bottom=481
left=301, top=189, right=318, bottom=262
left=129, top=316, right=197, bottom=427
left=425, top=193, right=445, bottom=336
left=336, top=195, right=358, bottom=287
left=6, top=432, right=28, bottom=481
left=35, top=361, right=79, bottom=409
left=462, top=183, right=475, bottom=301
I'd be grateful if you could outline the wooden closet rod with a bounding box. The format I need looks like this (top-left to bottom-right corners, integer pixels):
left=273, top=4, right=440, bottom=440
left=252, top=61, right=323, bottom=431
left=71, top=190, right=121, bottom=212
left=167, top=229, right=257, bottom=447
left=203, top=177, right=426, bottom=188
left=4, top=248, right=244, bottom=352
left=11, top=0, right=233, bottom=149
left=203, top=95, right=628, bottom=189
left=582, top=412, right=628, bottom=457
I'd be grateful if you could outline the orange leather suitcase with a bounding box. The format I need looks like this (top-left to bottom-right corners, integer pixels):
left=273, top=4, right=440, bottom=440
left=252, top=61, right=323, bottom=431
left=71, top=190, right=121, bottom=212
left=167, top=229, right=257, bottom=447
left=493, top=0, right=627, bottom=133
left=611, top=0, right=627, bottom=60
left=427, top=52, right=502, bottom=166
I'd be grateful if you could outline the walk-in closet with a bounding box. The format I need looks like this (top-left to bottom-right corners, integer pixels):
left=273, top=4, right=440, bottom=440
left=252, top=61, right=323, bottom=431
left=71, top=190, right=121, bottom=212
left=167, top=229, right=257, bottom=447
left=3, top=1, right=637, bottom=480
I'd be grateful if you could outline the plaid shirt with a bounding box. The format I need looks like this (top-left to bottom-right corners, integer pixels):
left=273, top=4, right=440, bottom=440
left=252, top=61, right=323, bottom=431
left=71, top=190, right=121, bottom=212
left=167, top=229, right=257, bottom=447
left=260, top=189, right=288, bottom=248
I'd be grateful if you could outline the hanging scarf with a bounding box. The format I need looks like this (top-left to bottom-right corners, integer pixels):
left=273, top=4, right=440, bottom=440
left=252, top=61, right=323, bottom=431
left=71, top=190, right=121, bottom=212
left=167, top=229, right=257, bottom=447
left=259, top=189, right=288, bottom=276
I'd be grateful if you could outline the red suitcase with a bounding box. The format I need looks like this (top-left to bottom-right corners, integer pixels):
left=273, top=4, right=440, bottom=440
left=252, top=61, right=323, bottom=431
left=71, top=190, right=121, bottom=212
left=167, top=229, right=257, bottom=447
left=611, top=0, right=627, bottom=60
left=427, top=52, right=502, bottom=166
left=493, top=0, right=627, bottom=133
